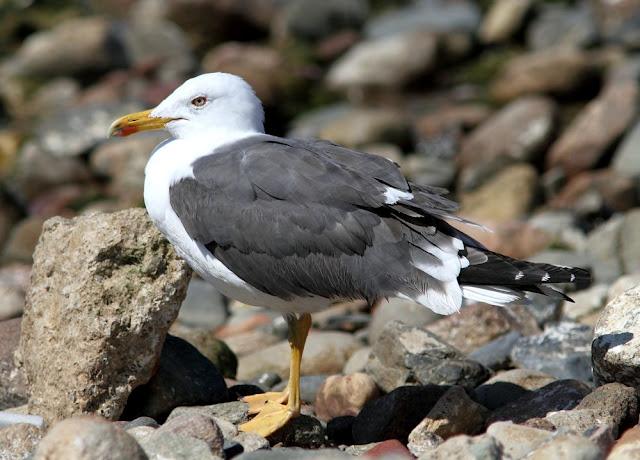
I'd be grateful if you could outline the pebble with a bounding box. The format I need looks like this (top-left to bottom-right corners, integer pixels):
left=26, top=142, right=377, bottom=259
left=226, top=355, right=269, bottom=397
left=268, top=415, right=325, bottom=448
left=33, top=416, right=146, bottom=460
left=526, top=2, right=598, bottom=50
left=485, top=421, right=553, bottom=459
left=327, top=30, right=438, bottom=92
left=486, top=379, right=590, bottom=425
left=547, top=70, right=638, bottom=176
left=0, top=318, right=27, bottom=410
left=509, top=321, right=593, bottom=382
left=369, top=298, right=441, bottom=345
left=529, top=433, right=602, bottom=460
left=366, top=321, right=490, bottom=392
left=586, top=216, right=625, bottom=284
left=232, top=431, right=270, bottom=454
left=342, top=346, right=371, bottom=375
left=352, top=384, right=447, bottom=444
left=421, top=434, right=502, bottom=460
left=0, top=423, right=44, bottom=460
left=479, top=0, right=532, bottom=44
left=592, top=285, right=640, bottom=387
left=235, top=447, right=351, bottom=459
left=19, top=209, right=191, bottom=424
left=409, top=386, right=488, bottom=440
left=138, top=432, right=220, bottom=460
left=609, top=425, right=640, bottom=460
left=122, top=335, right=228, bottom=422
left=364, top=439, right=413, bottom=459
left=472, top=369, right=557, bottom=411
left=166, top=401, right=249, bottom=426
left=426, top=303, right=539, bottom=354
left=468, top=331, right=522, bottom=371
left=153, top=413, right=224, bottom=456
left=237, top=331, right=362, bottom=381
left=314, top=373, right=379, bottom=421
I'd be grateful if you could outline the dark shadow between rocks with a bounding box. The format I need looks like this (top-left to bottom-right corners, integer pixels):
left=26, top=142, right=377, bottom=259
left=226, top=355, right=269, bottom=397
left=471, top=382, right=530, bottom=411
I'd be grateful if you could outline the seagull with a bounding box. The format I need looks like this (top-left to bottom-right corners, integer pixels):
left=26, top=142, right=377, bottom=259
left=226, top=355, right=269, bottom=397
left=109, top=73, right=590, bottom=436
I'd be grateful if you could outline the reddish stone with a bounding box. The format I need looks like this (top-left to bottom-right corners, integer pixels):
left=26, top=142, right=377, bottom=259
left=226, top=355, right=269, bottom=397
left=365, top=439, right=413, bottom=459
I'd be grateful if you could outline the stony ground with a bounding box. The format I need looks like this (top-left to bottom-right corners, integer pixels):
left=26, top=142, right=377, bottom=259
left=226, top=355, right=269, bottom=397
left=2, top=0, right=640, bottom=459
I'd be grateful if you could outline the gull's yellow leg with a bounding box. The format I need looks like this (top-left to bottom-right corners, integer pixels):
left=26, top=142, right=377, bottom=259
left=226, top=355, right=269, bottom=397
left=239, top=313, right=312, bottom=436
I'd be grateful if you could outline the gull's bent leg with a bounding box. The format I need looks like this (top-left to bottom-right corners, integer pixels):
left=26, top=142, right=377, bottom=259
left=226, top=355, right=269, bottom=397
left=239, top=313, right=312, bottom=436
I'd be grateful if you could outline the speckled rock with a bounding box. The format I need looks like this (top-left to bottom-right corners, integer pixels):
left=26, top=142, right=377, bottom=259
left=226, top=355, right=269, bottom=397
left=33, top=416, right=147, bottom=460
left=18, top=209, right=191, bottom=423
left=0, top=423, right=44, bottom=460
left=366, top=321, right=490, bottom=392
left=268, top=415, right=325, bottom=448
left=529, top=433, right=602, bottom=460
left=0, top=318, right=27, bottom=410
left=592, top=285, right=640, bottom=387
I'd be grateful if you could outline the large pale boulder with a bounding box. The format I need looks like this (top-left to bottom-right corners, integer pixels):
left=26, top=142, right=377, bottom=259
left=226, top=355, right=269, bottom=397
left=18, top=208, right=191, bottom=423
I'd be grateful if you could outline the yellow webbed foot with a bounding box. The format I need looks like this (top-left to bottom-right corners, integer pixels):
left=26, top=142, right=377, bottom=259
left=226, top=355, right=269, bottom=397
left=238, top=401, right=295, bottom=437
left=242, top=391, right=288, bottom=414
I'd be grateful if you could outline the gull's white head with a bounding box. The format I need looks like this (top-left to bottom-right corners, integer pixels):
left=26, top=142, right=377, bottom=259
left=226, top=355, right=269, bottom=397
left=109, top=73, right=264, bottom=140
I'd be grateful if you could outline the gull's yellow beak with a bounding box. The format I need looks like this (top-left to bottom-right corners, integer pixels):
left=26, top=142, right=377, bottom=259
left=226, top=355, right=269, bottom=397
left=108, top=109, right=175, bottom=137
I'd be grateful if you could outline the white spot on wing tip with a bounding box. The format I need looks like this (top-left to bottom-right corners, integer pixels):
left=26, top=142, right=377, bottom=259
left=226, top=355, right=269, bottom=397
left=384, top=187, right=414, bottom=204
left=542, top=273, right=550, bottom=282
left=570, top=273, right=576, bottom=282
left=515, top=271, right=524, bottom=280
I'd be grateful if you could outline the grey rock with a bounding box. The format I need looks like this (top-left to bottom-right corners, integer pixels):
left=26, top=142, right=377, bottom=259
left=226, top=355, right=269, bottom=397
left=90, top=133, right=168, bottom=205
left=586, top=215, right=624, bottom=284
left=0, top=412, right=45, bottom=429
left=527, top=3, right=598, bottom=50
left=236, top=448, right=351, bottom=460
left=343, top=346, right=371, bottom=375
left=468, top=331, right=522, bottom=371
left=473, top=369, right=557, bottom=411
left=608, top=274, right=640, bottom=303
left=420, top=434, right=502, bottom=460
left=237, top=331, right=362, bottom=381
left=365, top=0, right=481, bottom=38
left=367, top=321, right=490, bottom=392
left=529, top=433, right=602, bottom=460
left=167, top=401, right=249, bottom=426
left=458, top=96, right=556, bottom=191
left=268, top=415, right=325, bottom=448
left=592, top=285, right=640, bottom=387
left=352, top=384, right=448, bottom=444
left=124, top=417, right=160, bottom=430
left=368, top=298, right=441, bottom=345
left=401, top=155, right=456, bottom=189
left=277, top=0, right=369, bottom=41
left=18, top=209, right=191, bottom=424
left=485, top=421, right=553, bottom=459
left=620, top=209, right=640, bottom=275
left=177, top=278, right=228, bottom=329
left=122, top=18, right=194, bottom=81
left=138, top=432, right=218, bottom=460
left=408, top=429, right=443, bottom=457
left=287, top=103, right=351, bottom=140
left=327, top=30, right=439, bottom=91
left=36, top=102, right=142, bottom=157
left=122, top=335, right=228, bottom=422
left=0, top=318, right=27, bottom=411
left=231, top=431, right=269, bottom=454
left=0, top=272, right=25, bottom=321
left=510, top=322, right=593, bottom=382
left=613, top=121, right=640, bottom=179
left=10, top=17, right=126, bottom=77
left=0, top=423, right=44, bottom=460
left=562, top=284, right=609, bottom=322
left=6, top=141, right=91, bottom=202
left=487, top=379, right=590, bottom=425
left=273, top=375, right=327, bottom=404
left=480, top=0, right=533, bottom=44
left=152, top=414, right=223, bottom=457
left=34, top=416, right=147, bottom=460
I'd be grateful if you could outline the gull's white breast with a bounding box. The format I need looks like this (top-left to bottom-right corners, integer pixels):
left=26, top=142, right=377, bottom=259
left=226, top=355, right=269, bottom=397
left=143, top=137, right=331, bottom=313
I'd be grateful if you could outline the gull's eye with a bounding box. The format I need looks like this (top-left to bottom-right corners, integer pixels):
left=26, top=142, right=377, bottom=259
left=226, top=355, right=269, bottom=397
left=191, top=96, right=207, bottom=108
